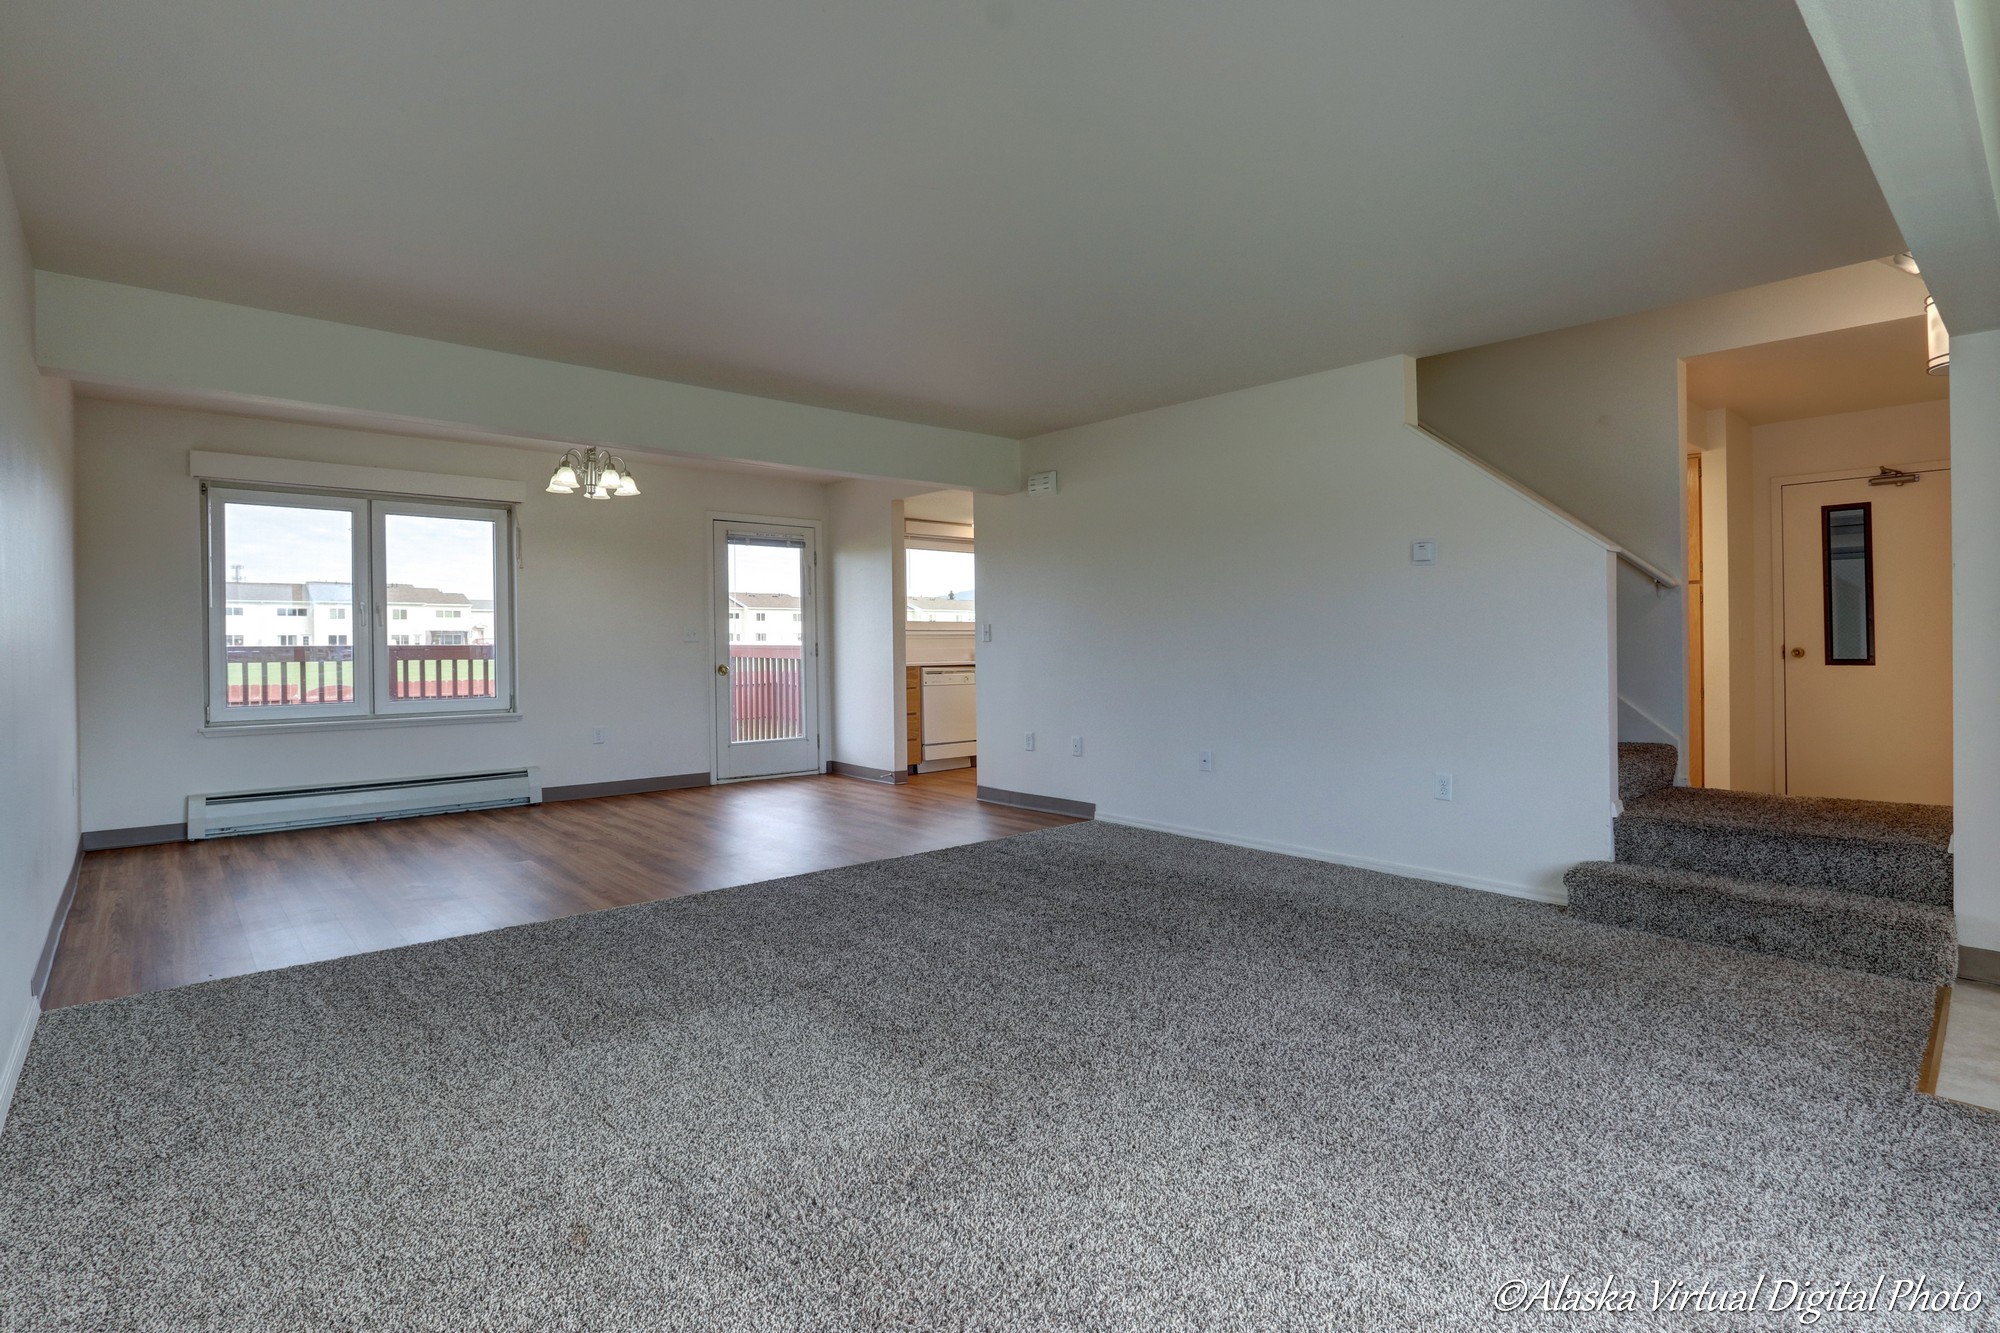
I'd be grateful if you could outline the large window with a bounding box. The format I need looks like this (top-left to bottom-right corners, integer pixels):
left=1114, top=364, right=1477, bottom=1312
left=906, top=537, right=974, bottom=630
left=206, top=486, right=514, bottom=725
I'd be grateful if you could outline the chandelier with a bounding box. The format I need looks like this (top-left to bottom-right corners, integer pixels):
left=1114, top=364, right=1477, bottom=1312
left=545, top=447, right=641, bottom=499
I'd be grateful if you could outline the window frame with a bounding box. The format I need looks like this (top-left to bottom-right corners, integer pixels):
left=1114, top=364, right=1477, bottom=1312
left=370, top=497, right=515, bottom=718
left=206, top=487, right=370, bottom=723
left=204, top=483, right=518, bottom=728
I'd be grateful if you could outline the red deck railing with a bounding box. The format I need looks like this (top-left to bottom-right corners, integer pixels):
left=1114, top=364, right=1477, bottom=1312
left=730, top=646, right=804, bottom=741
left=224, top=645, right=497, bottom=705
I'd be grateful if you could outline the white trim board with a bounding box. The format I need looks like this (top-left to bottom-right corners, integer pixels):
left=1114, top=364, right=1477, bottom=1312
left=1094, top=812, right=1568, bottom=906
left=189, top=450, right=527, bottom=503
left=705, top=511, right=829, bottom=784
left=0, top=998, right=40, bottom=1141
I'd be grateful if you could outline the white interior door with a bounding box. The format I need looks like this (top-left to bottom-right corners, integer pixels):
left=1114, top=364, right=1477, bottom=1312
left=714, top=520, right=820, bottom=781
left=1779, top=467, right=1951, bottom=804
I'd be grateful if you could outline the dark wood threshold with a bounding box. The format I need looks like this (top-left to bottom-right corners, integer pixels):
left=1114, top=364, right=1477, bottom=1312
left=1918, top=984, right=1952, bottom=1096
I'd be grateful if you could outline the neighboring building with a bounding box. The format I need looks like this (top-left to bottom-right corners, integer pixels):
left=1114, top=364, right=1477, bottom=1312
left=907, top=593, right=975, bottom=623
left=384, top=582, right=494, bottom=647
left=224, top=580, right=494, bottom=648
left=727, top=592, right=803, bottom=646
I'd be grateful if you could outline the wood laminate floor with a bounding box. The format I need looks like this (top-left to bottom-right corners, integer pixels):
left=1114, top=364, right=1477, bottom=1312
left=44, top=767, right=1077, bottom=1009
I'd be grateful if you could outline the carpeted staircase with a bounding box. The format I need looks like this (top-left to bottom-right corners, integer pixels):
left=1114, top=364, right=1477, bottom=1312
left=1564, top=745, right=1957, bottom=984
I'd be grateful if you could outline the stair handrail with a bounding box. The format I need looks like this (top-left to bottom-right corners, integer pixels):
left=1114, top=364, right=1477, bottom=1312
left=1617, top=549, right=1680, bottom=592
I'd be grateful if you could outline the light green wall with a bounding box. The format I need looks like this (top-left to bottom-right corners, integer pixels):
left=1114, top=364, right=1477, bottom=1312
left=34, top=272, right=1023, bottom=492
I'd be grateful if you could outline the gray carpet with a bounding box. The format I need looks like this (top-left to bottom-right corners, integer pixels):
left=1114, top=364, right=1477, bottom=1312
left=1564, top=860, right=1958, bottom=985
left=1615, top=787, right=1953, bottom=906
left=1617, top=742, right=1678, bottom=804
left=4, top=822, right=1998, bottom=1331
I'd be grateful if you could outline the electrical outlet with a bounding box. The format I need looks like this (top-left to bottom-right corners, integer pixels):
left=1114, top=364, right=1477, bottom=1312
left=1024, top=732, right=1036, bottom=752
left=1070, top=736, right=1084, bottom=757
left=592, top=728, right=606, bottom=745
left=1433, top=772, right=1454, bottom=801
left=981, top=623, right=993, bottom=643
left=1198, top=750, right=1214, bottom=772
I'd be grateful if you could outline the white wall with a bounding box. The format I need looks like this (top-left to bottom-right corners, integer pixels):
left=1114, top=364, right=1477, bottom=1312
left=826, top=479, right=922, bottom=779
left=1417, top=261, right=1929, bottom=754
left=73, top=398, right=835, bottom=831
left=977, top=355, right=1615, bottom=900
left=1955, top=327, right=2000, bottom=957
left=0, top=153, right=79, bottom=1125
left=1737, top=399, right=1952, bottom=794
left=905, top=631, right=977, bottom=666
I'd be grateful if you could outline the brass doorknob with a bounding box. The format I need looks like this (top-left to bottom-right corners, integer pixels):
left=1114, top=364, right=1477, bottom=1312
left=717, top=663, right=730, bottom=676
left=1790, top=647, right=1805, bottom=658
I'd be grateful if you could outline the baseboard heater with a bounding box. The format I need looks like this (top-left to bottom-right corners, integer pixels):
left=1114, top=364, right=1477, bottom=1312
left=187, top=768, right=542, bottom=840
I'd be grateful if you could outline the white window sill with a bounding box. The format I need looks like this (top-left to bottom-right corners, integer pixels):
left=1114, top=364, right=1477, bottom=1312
left=200, top=711, right=522, bottom=738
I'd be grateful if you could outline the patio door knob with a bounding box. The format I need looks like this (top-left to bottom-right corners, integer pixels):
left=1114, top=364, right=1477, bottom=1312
left=717, top=663, right=730, bottom=675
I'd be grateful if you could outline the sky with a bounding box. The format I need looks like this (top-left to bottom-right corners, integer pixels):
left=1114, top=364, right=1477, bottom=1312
left=906, top=548, right=975, bottom=601
left=228, top=503, right=971, bottom=604
left=225, top=504, right=495, bottom=598
left=726, top=542, right=803, bottom=596
left=726, top=544, right=974, bottom=599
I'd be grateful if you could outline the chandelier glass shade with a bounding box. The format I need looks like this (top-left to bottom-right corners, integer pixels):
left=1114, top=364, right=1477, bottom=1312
left=546, top=447, right=640, bottom=498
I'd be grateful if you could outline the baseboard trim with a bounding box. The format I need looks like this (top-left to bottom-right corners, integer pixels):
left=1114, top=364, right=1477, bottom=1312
left=81, top=823, right=186, bottom=851
left=1094, top=811, right=1566, bottom=906
left=0, top=996, right=40, bottom=1140
left=827, top=761, right=909, bottom=785
left=976, top=786, right=1096, bottom=819
left=543, top=773, right=710, bottom=802
left=1959, top=944, right=2000, bottom=985
left=31, top=845, right=83, bottom=1000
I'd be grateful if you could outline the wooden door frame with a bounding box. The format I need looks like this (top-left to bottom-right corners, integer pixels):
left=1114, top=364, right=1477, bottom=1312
left=1766, top=460, right=1948, bottom=795
left=706, top=512, right=828, bottom=784
left=1686, top=453, right=1704, bottom=787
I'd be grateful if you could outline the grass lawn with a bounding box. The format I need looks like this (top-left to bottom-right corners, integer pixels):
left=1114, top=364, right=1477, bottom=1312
left=226, top=658, right=494, bottom=695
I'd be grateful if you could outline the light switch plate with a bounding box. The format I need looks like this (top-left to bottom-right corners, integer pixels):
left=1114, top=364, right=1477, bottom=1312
left=1411, top=539, right=1439, bottom=566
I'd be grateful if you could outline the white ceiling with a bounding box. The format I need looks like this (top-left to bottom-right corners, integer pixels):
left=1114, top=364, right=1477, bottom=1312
left=0, top=0, right=1902, bottom=438
left=1685, top=316, right=1949, bottom=425
left=904, top=490, right=976, bottom=526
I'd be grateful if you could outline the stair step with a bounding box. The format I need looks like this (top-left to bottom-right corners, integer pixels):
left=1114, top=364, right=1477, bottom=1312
left=1565, top=861, right=1957, bottom=985
left=1615, top=787, right=1952, bottom=907
left=1617, top=743, right=1678, bottom=804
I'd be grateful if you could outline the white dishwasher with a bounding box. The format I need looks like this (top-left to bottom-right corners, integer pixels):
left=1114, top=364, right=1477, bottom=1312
left=920, top=667, right=977, bottom=768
